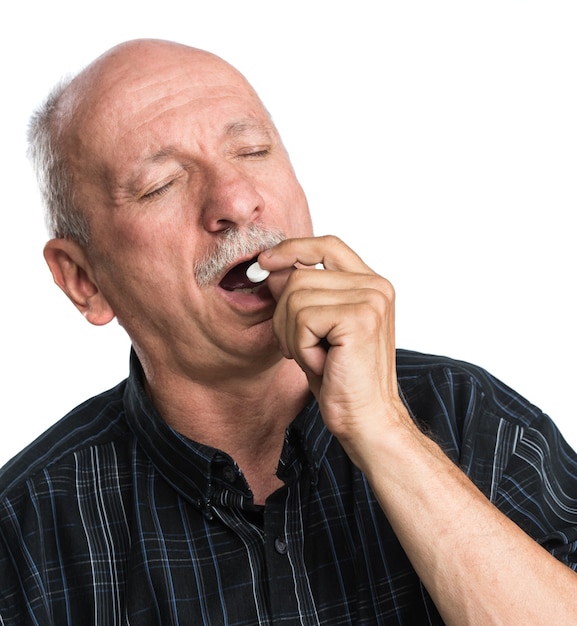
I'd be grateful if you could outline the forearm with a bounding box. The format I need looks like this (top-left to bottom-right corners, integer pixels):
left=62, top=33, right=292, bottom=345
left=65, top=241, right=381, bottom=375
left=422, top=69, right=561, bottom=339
left=262, top=236, right=577, bottom=621
left=355, top=413, right=577, bottom=625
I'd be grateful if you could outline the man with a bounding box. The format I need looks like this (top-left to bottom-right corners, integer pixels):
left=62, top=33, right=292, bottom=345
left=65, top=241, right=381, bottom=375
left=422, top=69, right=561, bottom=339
left=1, top=38, right=576, bottom=625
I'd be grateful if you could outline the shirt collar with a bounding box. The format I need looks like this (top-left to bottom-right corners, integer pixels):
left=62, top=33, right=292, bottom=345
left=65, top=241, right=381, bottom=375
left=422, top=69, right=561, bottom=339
left=123, top=350, right=332, bottom=516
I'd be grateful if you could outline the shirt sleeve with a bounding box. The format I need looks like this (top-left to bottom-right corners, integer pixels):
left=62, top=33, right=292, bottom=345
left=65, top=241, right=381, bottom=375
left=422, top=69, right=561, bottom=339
left=489, top=407, right=577, bottom=570
left=454, top=363, right=577, bottom=570
left=0, top=487, right=55, bottom=626
left=398, top=352, right=577, bottom=571
left=0, top=498, right=37, bottom=625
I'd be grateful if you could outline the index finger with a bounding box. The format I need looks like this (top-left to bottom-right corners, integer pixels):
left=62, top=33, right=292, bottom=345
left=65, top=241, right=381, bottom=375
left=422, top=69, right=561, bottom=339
left=258, top=235, right=373, bottom=274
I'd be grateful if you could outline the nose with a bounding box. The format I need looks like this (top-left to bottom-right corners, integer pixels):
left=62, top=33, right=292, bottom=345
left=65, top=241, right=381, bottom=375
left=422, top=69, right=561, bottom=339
left=200, top=163, right=265, bottom=232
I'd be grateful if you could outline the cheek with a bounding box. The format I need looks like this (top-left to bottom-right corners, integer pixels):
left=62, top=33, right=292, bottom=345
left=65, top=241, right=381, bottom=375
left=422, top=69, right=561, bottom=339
left=94, top=206, right=185, bottom=264
left=89, top=215, right=186, bottom=299
left=266, top=170, right=312, bottom=236
left=285, top=184, right=313, bottom=236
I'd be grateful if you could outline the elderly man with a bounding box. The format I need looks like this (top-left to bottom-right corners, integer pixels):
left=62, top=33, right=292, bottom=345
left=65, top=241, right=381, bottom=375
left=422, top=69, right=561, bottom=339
left=1, top=38, right=576, bottom=624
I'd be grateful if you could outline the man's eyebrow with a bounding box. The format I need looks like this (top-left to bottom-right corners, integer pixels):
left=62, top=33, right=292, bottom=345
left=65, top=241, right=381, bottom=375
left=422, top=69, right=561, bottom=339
left=146, top=146, right=179, bottom=162
left=224, top=119, right=274, bottom=138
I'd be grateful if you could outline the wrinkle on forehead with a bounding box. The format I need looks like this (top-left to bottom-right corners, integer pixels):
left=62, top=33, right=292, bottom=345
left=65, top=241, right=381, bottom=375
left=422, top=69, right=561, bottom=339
left=58, top=39, right=261, bottom=142
left=55, top=39, right=269, bottom=179
left=72, top=39, right=242, bottom=99
left=108, top=44, right=243, bottom=90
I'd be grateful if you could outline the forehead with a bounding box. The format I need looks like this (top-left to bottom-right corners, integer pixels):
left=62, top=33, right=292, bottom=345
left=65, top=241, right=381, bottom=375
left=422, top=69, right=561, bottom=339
left=63, top=46, right=271, bottom=171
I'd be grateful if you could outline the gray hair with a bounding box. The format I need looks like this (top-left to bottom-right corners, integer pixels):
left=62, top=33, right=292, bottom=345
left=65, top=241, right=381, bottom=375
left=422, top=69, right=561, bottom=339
left=27, top=76, right=91, bottom=245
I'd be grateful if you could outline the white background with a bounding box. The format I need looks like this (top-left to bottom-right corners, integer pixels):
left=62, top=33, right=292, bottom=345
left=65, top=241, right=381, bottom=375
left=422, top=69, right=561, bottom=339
left=1, top=1, right=575, bottom=465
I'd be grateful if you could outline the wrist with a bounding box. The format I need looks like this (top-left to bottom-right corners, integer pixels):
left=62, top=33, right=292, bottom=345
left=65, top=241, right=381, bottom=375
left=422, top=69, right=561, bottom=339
left=336, top=399, right=424, bottom=476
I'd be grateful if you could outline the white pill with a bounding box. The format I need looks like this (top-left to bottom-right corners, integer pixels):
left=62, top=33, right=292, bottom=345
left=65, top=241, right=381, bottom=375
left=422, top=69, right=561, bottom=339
left=246, top=261, right=270, bottom=283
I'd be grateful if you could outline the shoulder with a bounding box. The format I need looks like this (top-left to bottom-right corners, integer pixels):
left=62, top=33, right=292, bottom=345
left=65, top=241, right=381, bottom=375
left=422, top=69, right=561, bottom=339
left=0, top=380, right=130, bottom=501
left=395, top=349, right=577, bottom=490
left=396, top=348, right=543, bottom=429
left=395, top=349, right=551, bottom=474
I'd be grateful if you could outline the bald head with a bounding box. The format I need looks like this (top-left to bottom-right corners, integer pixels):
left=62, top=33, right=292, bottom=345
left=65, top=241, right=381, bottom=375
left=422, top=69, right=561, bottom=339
left=63, top=39, right=257, bottom=125
left=28, top=39, right=270, bottom=243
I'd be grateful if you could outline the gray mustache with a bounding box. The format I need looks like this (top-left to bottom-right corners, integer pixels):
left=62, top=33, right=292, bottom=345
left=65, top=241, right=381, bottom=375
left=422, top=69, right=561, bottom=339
left=194, top=224, right=286, bottom=287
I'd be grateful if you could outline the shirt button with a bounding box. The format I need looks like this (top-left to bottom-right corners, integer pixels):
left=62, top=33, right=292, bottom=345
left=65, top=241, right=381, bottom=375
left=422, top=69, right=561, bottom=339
left=274, top=537, right=288, bottom=555
left=221, top=465, right=237, bottom=484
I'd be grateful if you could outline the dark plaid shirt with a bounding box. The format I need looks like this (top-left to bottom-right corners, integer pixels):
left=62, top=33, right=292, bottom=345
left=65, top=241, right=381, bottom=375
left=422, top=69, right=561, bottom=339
left=1, top=349, right=577, bottom=625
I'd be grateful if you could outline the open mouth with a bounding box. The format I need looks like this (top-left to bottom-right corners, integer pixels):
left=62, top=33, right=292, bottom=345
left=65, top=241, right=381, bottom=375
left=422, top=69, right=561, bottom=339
left=219, top=257, right=266, bottom=293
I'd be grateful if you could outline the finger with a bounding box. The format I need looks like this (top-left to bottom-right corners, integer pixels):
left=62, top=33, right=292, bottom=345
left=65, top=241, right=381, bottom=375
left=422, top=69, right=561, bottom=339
left=278, top=290, right=339, bottom=359
left=267, top=262, right=390, bottom=310
left=271, top=283, right=340, bottom=355
left=271, top=268, right=392, bottom=335
left=258, top=235, right=373, bottom=274
left=276, top=286, right=391, bottom=367
left=265, top=266, right=351, bottom=301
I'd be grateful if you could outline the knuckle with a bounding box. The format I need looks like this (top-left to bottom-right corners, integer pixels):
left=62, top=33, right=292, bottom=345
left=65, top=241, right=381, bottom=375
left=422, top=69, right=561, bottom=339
left=285, top=288, right=304, bottom=312
left=294, top=306, right=310, bottom=329
left=320, top=234, right=349, bottom=257
left=371, top=275, right=395, bottom=301
left=320, top=234, right=344, bottom=248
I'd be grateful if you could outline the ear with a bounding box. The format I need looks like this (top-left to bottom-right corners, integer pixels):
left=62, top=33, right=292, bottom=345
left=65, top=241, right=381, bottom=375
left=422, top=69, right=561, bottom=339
left=43, top=238, right=116, bottom=326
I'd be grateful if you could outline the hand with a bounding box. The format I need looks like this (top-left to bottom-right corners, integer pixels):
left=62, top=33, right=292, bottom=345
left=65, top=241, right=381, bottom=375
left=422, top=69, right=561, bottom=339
left=258, top=235, right=410, bottom=466
left=263, top=236, right=577, bottom=625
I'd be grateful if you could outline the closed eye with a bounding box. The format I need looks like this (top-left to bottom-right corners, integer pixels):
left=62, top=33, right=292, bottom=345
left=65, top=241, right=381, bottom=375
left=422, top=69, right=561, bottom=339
left=237, top=147, right=271, bottom=159
left=245, top=149, right=269, bottom=157
left=141, top=181, right=174, bottom=200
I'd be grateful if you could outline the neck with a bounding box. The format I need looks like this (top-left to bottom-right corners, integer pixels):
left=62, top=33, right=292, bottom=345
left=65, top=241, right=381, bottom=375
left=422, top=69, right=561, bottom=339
left=142, top=356, right=311, bottom=503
